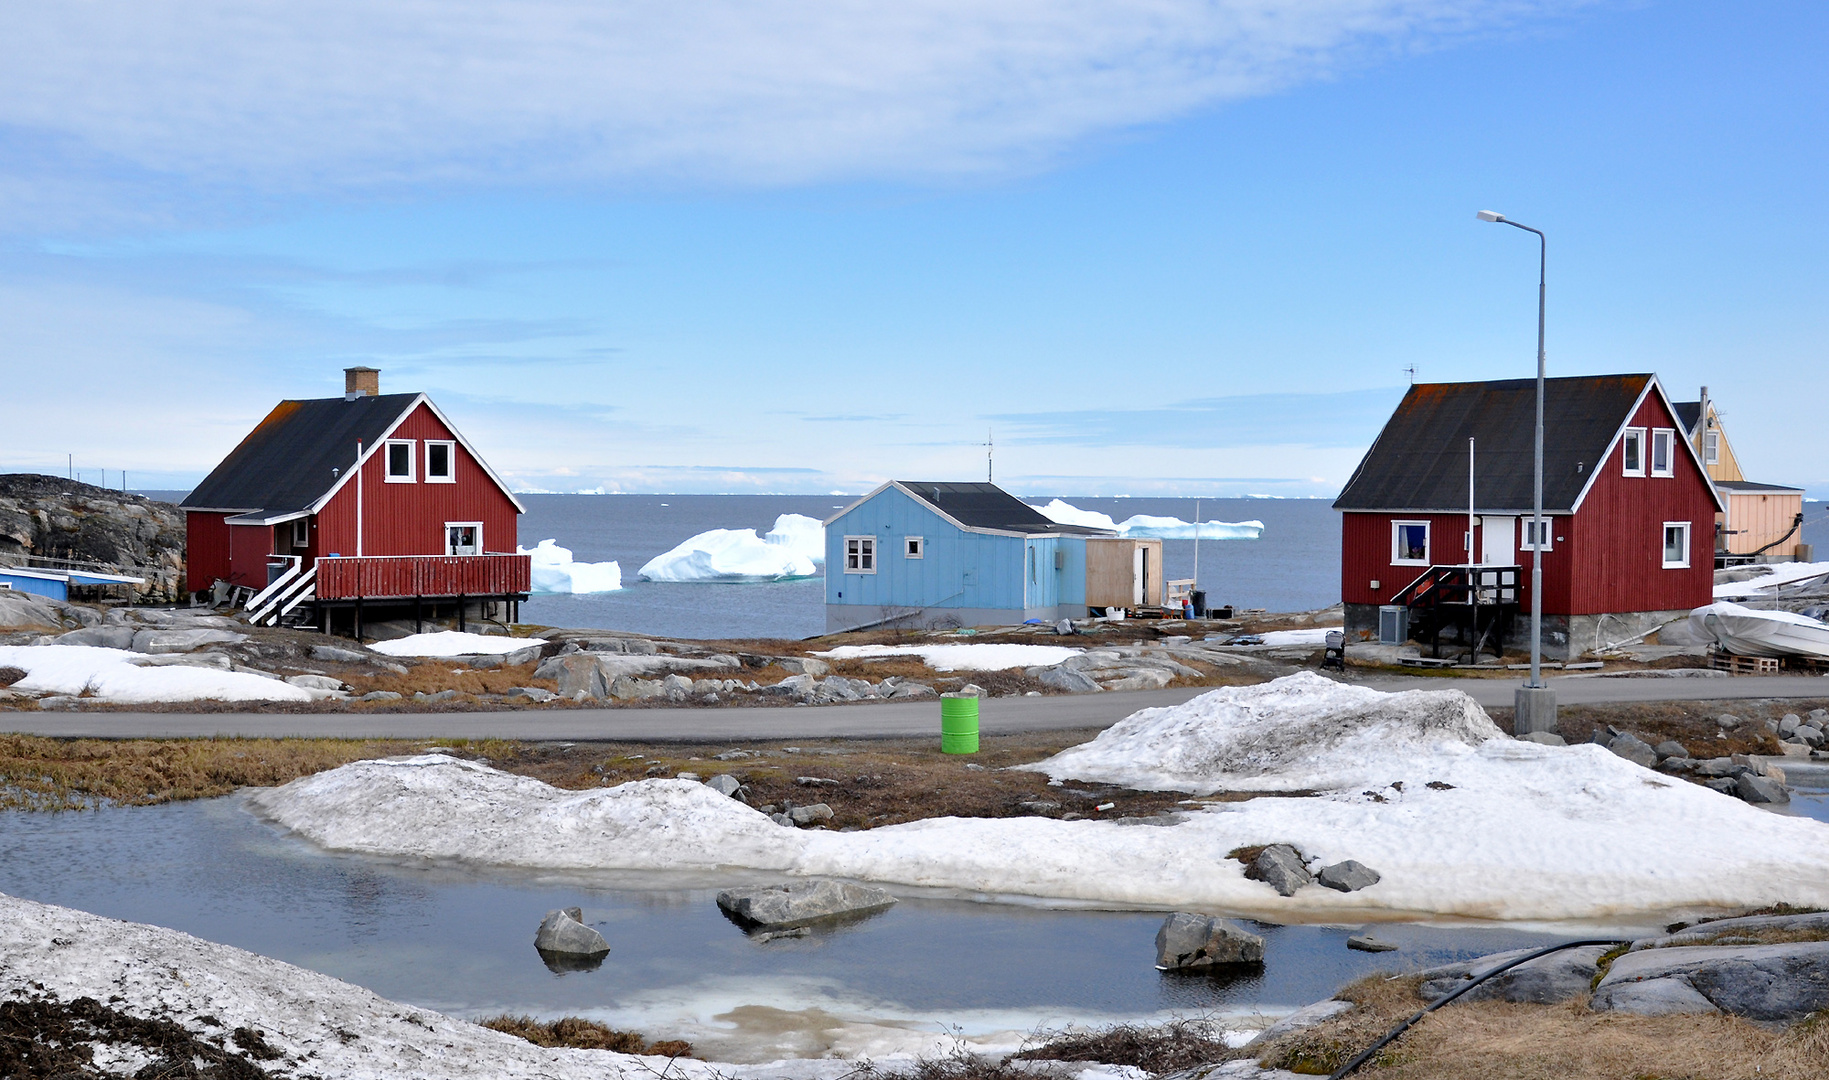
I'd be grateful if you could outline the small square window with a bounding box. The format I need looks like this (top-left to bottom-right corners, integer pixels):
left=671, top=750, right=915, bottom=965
left=1521, top=518, right=1553, bottom=552
left=291, top=519, right=309, bottom=547
left=425, top=440, right=456, bottom=483
left=1621, top=428, right=1645, bottom=477
left=385, top=439, right=416, bottom=482
left=1662, top=522, right=1690, bottom=568
left=445, top=522, right=481, bottom=555
left=1651, top=429, right=1675, bottom=477
left=904, top=536, right=924, bottom=559
left=1392, top=520, right=1430, bottom=565
left=844, top=536, right=876, bottom=573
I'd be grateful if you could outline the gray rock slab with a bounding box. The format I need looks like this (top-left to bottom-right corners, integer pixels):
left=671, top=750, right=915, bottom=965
left=310, top=644, right=373, bottom=664
left=505, top=686, right=556, bottom=703
left=284, top=674, right=346, bottom=691
left=1735, top=773, right=1789, bottom=804
left=1317, top=860, right=1381, bottom=893
left=131, top=628, right=247, bottom=654
left=716, top=880, right=897, bottom=929
left=1032, top=665, right=1103, bottom=693
left=53, top=625, right=138, bottom=650
left=1597, top=941, right=1829, bottom=1022
left=534, top=907, right=609, bottom=957
left=533, top=654, right=607, bottom=699
left=359, top=691, right=402, bottom=702
left=1347, top=934, right=1399, bottom=953
left=1239, top=998, right=1355, bottom=1050
left=1517, top=731, right=1566, bottom=746
left=1634, top=911, right=1829, bottom=951
left=1590, top=977, right=1721, bottom=1016
left=1654, top=740, right=1688, bottom=760
left=1422, top=944, right=1610, bottom=1005
left=1154, top=913, right=1266, bottom=970
left=774, top=657, right=831, bottom=677
left=1245, top=844, right=1313, bottom=897
left=415, top=689, right=462, bottom=704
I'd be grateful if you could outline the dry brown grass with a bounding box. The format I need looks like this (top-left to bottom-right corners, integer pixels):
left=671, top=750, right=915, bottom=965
left=1252, top=973, right=1829, bottom=1079
left=340, top=662, right=553, bottom=701
left=477, top=1015, right=692, bottom=1057
left=1014, top=1017, right=1234, bottom=1073
left=0, top=734, right=430, bottom=809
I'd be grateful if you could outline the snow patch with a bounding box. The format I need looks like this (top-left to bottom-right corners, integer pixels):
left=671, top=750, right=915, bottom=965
left=518, top=538, right=623, bottom=594
left=813, top=643, right=1081, bottom=671
left=0, top=644, right=314, bottom=703
left=367, top=632, right=549, bottom=658
left=639, top=514, right=825, bottom=582
left=1714, top=561, right=1829, bottom=598
left=1032, top=500, right=1263, bottom=540
left=1251, top=628, right=1337, bottom=647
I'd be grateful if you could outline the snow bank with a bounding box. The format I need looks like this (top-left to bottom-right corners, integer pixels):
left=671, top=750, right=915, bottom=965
left=368, top=632, right=549, bottom=658
left=0, top=644, right=314, bottom=703
left=812, top=643, right=1082, bottom=671
left=1714, top=561, right=1829, bottom=598
left=639, top=514, right=824, bottom=583
left=1249, top=628, right=1337, bottom=647
left=1033, top=500, right=1263, bottom=540
left=518, top=538, right=623, bottom=594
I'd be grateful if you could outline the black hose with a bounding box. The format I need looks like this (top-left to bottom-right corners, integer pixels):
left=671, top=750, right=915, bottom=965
left=1747, top=512, right=1806, bottom=558
left=1325, top=937, right=1629, bottom=1080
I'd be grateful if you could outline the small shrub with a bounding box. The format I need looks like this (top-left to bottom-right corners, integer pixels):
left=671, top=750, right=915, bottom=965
left=1017, top=1017, right=1233, bottom=1073
left=477, top=1015, right=691, bottom=1056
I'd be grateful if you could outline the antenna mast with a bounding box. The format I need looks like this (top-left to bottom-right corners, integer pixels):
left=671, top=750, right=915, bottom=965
left=985, top=429, right=994, bottom=483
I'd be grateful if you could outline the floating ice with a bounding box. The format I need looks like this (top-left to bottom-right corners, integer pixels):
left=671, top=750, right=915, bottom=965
left=639, top=514, right=824, bottom=583
left=368, top=632, right=549, bottom=658
left=1032, top=500, right=1264, bottom=540
left=0, top=644, right=315, bottom=703
left=518, top=538, right=623, bottom=594
left=813, top=643, right=1081, bottom=671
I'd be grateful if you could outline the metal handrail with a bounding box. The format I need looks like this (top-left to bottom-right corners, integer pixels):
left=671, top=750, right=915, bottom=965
left=244, top=556, right=302, bottom=615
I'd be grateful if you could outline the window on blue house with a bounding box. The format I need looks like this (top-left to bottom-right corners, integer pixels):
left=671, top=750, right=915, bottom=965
left=904, top=537, right=923, bottom=559
left=844, top=536, right=876, bottom=573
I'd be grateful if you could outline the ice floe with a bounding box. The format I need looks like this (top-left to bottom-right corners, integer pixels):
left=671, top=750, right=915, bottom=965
left=812, top=643, right=1082, bottom=671
left=0, top=644, right=314, bottom=703
left=367, top=631, right=549, bottom=658
left=518, top=538, right=623, bottom=594
left=1032, top=499, right=1264, bottom=540
left=250, top=674, right=1829, bottom=923
left=639, top=514, right=825, bottom=583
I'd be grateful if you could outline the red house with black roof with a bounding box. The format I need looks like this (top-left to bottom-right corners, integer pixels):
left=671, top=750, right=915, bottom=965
left=1333, top=373, right=1722, bottom=660
left=181, top=368, right=530, bottom=633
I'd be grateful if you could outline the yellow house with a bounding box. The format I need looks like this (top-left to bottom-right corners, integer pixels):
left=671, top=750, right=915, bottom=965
left=1673, top=388, right=1806, bottom=562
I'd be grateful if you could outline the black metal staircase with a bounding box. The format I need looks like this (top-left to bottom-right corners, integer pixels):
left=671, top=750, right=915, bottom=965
left=1391, top=564, right=1522, bottom=661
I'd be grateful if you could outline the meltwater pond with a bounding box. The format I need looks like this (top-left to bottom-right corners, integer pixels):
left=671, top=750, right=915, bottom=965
left=2, top=797, right=1581, bottom=1061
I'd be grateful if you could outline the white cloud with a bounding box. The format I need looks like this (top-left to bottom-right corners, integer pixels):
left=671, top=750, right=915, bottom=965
left=1, top=1, right=1586, bottom=228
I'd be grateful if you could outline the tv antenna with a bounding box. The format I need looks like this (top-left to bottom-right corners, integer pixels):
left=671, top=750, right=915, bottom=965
left=1404, top=365, right=1418, bottom=384
left=985, top=429, right=994, bottom=483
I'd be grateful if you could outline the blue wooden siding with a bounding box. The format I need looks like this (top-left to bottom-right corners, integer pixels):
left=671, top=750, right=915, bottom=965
left=0, top=571, right=68, bottom=600
left=827, top=486, right=1083, bottom=613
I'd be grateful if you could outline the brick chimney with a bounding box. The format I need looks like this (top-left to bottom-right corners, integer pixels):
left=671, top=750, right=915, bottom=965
left=344, top=366, right=380, bottom=399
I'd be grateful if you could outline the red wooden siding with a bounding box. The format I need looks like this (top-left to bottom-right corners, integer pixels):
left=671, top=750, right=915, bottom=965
left=1341, top=512, right=1572, bottom=614
left=227, top=524, right=276, bottom=589
left=1563, top=393, right=1715, bottom=614
left=315, top=403, right=520, bottom=559
left=184, top=512, right=232, bottom=592
left=315, top=553, right=531, bottom=599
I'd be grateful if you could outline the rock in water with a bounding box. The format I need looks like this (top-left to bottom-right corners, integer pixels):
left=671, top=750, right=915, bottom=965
left=534, top=907, right=609, bottom=959
left=1347, top=934, right=1399, bottom=953
left=1154, top=913, right=1265, bottom=970
left=1245, top=844, right=1314, bottom=897
left=715, top=881, right=898, bottom=930
left=1317, top=861, right=1381, bottom=893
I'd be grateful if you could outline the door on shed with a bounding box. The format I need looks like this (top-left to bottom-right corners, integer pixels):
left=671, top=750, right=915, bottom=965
left=1481, top=516, right=1517, bottom=566
left=1132, top=545, right=1145, bottom=605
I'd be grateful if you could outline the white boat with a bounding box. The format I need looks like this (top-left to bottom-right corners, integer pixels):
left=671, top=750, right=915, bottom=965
left=1689, top=601, right=1829, bottom=661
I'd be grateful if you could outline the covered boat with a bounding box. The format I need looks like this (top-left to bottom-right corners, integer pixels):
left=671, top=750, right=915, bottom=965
left=1689, top=601, right=1829, bottom=660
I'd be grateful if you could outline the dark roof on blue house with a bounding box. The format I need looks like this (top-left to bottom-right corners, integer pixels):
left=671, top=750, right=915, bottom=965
left=896, top=482, right=1114, bottom=535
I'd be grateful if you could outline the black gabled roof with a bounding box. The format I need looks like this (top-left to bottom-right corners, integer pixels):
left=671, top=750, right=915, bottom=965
left=1333, top=374, right=1661, bottom=513
left=181, top=394, right=422, bottom=517
left=897, top=482, right=1114, bottom=535
left=1671, top=400, right=1702, bottom=435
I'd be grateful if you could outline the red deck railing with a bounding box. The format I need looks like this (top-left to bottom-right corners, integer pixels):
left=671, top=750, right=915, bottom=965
left=314, top=553, right=531, bottom=600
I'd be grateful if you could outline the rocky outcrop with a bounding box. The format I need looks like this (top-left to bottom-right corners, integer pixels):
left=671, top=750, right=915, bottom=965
left=1594, top=940, right=1829, bottom=1022
left=1154, top=913, right=1265, bottom=970
left=715, top=881, right=897, bottom=930
left=1418, top=945, right=1612, bottom=1005
left=0, top=474, right=185, bottom=603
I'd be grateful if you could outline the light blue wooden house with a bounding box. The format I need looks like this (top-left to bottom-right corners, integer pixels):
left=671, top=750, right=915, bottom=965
left=0, top=565, right=143, bottom=601
left=823, top=481, right=1116, bottom=633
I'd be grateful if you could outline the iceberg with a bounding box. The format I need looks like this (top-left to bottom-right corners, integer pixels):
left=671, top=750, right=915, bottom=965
left=639, top=514, right=825, bottom=583
left=517, top=539, right=622, bottom=594
left=1033, top=499, right=1264, bottom=540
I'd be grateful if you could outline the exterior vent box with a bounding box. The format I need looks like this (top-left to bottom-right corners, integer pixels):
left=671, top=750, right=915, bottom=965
left=1054, top=550, right=1066, bottom=570
left=1378, top=605, right=1409, bottom=645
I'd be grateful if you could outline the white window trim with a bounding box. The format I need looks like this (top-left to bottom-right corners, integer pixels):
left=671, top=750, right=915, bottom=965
left=424, top=439, right=457, bottom=483
left=904, top=536, right=924, bottom=559
left=1650, top=428, right=1676, bottom=477
left=844, top=535, right=877, bottom=574
left=291, top=519, right=310, bottom=547
left=1520, top=517, right=1553, bottom=552
left=444, top=521, right=483, bottom=556
left=1662, top=521, right=1690, bottom=569
left=1704, top=430, right=1719, bottom=465
left=384, top=439, right=417, bottom=483
left=1620, top=428, right=1646, bottom=477
left=1391, top=520, right=1431, bottom=566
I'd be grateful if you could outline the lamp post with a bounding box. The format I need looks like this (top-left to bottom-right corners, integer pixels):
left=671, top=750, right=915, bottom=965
left=1477, top=210, right=1555, bottom=734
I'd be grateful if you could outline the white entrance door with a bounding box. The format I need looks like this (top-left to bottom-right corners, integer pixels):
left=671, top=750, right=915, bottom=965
left=1132, top=546, right=1146, bottom=605
left=1481, top=516, right=1517, bottom=566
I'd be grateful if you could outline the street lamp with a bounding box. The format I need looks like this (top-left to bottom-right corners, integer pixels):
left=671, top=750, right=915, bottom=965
left=1477, top=210, right=1556, bottom=735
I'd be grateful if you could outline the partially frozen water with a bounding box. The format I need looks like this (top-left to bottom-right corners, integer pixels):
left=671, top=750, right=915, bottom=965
left=0, top=797, right=1576, bottom=1061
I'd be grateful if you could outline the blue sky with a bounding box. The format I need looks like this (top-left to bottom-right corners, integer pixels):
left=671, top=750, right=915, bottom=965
left=2, top=1, right=1824, bottom=497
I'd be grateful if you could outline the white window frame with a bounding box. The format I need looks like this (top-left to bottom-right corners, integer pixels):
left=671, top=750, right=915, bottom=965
left=1662, top=521, right=1690, bottom=569
left=1650, top=428, right=1675, bottom=477
left=1621, top=428, right=1646, bottom=477
left=1520, top=517, right=1553, bottom=552
left=424, top=440, right=457, bottom=483
left=291, top=519, right=310, bottom=547
left=1704, top=430, right=1719, bottom=465
left=384, top=439, right=417, bottom=483
left=844, top=536, right=877, bottom=574
left=444, top=521, right=483, bottom=556
left=1391, top=520, right=1431, bottom=566
left=904, top=536, right=924, bottom=559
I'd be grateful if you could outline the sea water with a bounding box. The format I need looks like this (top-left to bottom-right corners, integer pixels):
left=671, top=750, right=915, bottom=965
left=516, top=495, right=1342, bottom=641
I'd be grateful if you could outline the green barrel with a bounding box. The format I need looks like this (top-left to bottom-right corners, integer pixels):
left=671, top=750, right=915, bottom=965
left=940, top=692, right=980, bottom=754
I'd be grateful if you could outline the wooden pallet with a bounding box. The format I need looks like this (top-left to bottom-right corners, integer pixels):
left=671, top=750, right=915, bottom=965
left=1710, top=651, right=1780, bottom=675
left=1782, top=655, right=1829, bottom=674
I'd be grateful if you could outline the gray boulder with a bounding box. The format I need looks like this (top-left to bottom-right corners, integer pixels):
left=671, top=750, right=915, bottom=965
left=1654, top=740, right=1687, bottom=761
left=762, top=674, right=818, bottom=699
left=1716, top=713, right=1742, bottom=729
left=1347, top=934, right=1398, bottom=953
left=534, top=654, right=607, bottom=699
left=661, top=673, right=694, bottom=700
left=0, top=591, right=86, bottom=629
left=1735, top=773, right=1789, bottom=804
left=1417, top=945, right=1608, bottom=1006
left=534, top=907, right=609, bottom=957
left=1608, top=732, right=1659, bottom=769
left=311, top=644, right=372, bottom=664
left=609, top=675, right=663, bottom=700
left=774, top=657, right=831, bottom=677
left=359, top=690, right=402, bottom=702
left=1032, top=665, right=1103, bottom=693
left=54, top=625, right=138, bottom=650
left=1705, top=777, right=1738, bottom=794
left=505, top=686, right=556, bottom=703
left=1317, top=861, right=1381, bottom=893
left=706, top=774, right=745, bottom=799
left=415, top=689, right=462, bottom=704
left=1517, top=731, right=1566, bottom=746
left=1596, top=941, right=1829, bottom=1022
left=1245, top=844, right=1313, bottom=897
left=788, top=802, right=834, bottom=826
left=887, top=682, right=937, bottom=699
left=284, top=674, right=346, bottom=691
left=1779, top=714, right=1802, bottom=736
left=716, top=880, right=897, bottom=929
left=1154, top=913, right=1265, bottom=970
left=1590, top=977, right=1721, bottom=1016
left=132, top=628, right=247, bottom=654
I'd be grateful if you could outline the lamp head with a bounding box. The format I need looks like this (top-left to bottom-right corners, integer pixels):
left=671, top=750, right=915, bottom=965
left=1476, top=210, right=1505, bottom=222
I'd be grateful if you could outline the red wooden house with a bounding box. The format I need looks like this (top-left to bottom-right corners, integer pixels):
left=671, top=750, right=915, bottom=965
left=181, top=368, right=531, bottom=633
left=1333, top=373, right=1722, bottom=660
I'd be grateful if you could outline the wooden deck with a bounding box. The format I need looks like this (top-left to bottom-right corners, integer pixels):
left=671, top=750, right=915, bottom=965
left=314, top=553, right=530, bottom=600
